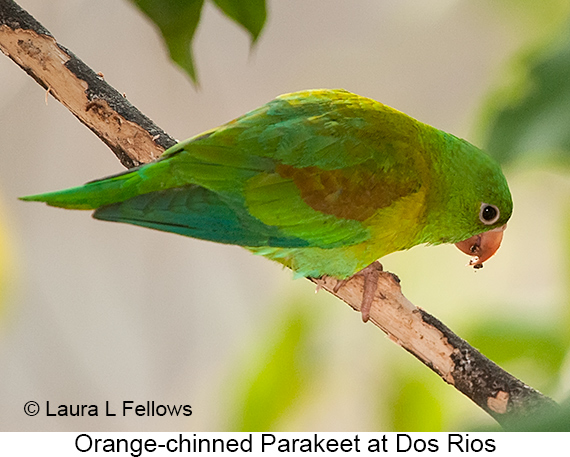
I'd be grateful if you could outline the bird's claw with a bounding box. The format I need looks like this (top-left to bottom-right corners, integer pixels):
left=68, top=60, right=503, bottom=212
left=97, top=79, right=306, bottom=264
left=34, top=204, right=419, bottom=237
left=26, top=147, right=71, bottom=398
left=325, top=262, right=384, bottom=322
left=314, top=262, right=385, bottom=322
left=357, top=262, right=383, bottom=322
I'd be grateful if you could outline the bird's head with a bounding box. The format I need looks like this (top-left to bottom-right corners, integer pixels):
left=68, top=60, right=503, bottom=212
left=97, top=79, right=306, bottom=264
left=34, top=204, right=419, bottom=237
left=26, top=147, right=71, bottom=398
left=451, top=160, right=512, bottom=269
left=426, top=136, right=513, bottom=268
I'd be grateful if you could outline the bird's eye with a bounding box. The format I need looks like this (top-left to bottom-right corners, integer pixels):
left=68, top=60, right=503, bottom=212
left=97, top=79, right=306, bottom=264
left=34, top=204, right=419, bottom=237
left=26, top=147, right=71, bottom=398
left=479, top=203, right=500, bottom=225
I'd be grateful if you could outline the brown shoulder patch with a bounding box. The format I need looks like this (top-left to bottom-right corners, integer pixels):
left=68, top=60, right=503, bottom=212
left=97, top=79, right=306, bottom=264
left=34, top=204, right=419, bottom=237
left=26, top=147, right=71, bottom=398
left=277, top=162, right=421, bottom=221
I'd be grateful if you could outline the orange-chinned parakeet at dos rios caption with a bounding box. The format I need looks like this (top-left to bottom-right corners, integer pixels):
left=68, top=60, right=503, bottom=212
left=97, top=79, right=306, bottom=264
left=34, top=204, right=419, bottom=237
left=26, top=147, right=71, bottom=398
left=22, top=89, right=512, bottom=321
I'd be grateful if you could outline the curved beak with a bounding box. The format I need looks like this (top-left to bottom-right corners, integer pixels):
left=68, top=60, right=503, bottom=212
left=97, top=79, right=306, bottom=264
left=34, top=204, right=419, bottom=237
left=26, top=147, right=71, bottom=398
left=455, top=224, right=507, bottom=269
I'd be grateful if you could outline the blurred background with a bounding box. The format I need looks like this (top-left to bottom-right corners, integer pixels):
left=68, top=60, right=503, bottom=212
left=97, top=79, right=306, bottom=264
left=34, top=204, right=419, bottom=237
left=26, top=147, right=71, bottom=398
left=1, top=0, right=570, bottom=431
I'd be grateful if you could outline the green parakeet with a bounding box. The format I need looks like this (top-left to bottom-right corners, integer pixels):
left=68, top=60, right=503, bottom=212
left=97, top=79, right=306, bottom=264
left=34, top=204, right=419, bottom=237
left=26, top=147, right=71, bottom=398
left=22, top=89, right=512, bottom=321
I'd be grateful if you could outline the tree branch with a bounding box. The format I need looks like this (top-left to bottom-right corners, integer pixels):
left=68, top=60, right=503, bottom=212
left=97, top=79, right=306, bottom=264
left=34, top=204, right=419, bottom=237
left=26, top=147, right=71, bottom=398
left=0, top=0, right=558, bottom=429
left=0, top=0, right=176, bottom=167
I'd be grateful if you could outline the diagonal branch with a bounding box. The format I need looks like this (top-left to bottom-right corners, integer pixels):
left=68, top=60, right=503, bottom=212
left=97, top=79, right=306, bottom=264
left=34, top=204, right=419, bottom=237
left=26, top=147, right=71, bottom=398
left=0, top=0, right=558, bottom=429
left=0, top=0, right=176, bottom=167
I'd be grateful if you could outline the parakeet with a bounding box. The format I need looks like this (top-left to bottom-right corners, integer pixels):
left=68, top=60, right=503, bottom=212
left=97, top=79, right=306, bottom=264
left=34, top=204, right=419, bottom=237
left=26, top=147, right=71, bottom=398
left=21, top=89, right=512, bottom=321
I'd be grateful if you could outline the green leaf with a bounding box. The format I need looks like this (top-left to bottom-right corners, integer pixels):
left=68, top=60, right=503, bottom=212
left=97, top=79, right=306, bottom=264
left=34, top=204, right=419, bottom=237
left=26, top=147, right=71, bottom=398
left=483, top=21, right=570, bottom=165
left=130, top=0, right=204, bottom=82
left=129, top=0, right=267, bottom=84
left=212, top=0, right=266, bottom=43
left=464, top=318, right=567, bottom=392
left=503, top=399, right=570, bottom=431
left=387, top=376, right=444, bottom=432
left=224, top=303, right=319, bottom=431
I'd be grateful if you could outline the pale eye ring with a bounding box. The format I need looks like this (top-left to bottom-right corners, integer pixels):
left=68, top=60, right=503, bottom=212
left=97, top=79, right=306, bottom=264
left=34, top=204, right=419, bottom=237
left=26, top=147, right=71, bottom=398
left=479, top=203, right=500, bottom=225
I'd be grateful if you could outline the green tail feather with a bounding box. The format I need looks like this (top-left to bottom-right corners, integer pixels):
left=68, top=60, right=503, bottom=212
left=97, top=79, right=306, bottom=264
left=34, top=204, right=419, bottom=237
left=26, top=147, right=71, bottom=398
left=20, top=166, right=158, bottom=210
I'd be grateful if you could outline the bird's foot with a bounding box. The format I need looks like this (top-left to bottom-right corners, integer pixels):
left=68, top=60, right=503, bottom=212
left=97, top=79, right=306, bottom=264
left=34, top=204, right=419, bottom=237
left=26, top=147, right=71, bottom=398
left=353, top=262, right=384, bottom=322
left=313, top=262, right=389, bottom=322
left=313, top=277, right=326, bottom=293
left=324, top=262, right=384, bottom=322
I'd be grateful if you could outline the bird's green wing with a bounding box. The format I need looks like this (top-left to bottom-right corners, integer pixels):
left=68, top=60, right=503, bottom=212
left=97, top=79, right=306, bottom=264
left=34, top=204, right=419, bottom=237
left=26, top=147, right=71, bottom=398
left=93, top=185, right=313, bottom=247
left=161, top=89, right=426, bottom=245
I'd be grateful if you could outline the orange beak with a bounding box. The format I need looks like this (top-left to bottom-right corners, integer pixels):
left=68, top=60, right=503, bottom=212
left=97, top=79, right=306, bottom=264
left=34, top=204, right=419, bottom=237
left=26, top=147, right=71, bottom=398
left=455, top=224, right=507, bottom=269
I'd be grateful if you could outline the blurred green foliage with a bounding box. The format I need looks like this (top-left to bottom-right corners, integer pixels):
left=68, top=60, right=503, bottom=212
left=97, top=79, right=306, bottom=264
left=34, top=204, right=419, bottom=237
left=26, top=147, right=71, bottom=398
left=483, top=13, right=570, bottom=166
left=384, top=369, right=444, bottom=432
left=129, top=0, right=266, bottom=83
left=465, top=320, right=568, bottom=393
left=225, top=301, right=321, bottom=431
left=130, top=0, right=204, bottom=82
left=212, top=0, right=266, bottom=43
left=504, top=400, right=570, bottom=431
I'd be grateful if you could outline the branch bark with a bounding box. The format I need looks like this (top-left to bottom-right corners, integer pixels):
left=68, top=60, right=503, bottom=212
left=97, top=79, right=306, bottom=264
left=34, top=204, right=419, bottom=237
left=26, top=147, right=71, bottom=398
left=0, top=0, right=558, bottom=429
